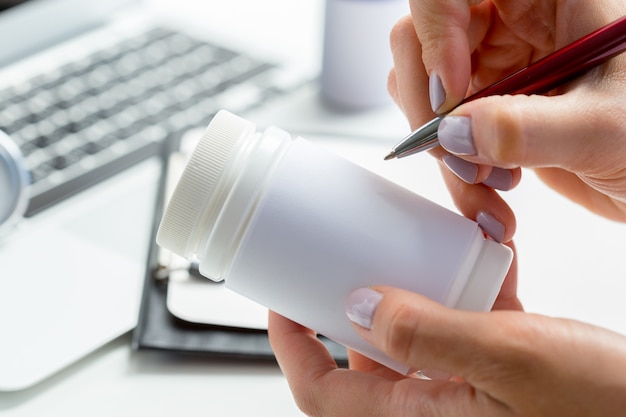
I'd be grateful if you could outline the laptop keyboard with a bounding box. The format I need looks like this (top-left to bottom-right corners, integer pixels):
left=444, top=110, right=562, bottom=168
left=0, top=27, right=308, bottom=216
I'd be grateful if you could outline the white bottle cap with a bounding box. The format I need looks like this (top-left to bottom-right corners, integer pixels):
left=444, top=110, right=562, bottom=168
left=455, top=238, right=513, bottom=311
left=157, top=111, right=293, bottom=282
left=156, top=111, right=255, bottom=259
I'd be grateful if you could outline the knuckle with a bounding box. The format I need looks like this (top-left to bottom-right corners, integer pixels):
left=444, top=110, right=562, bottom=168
left=384, top=303, right=423, bottom=365
left=292, top=393, right=322, bottom=417
left=471, top=315, right=545, bottom=383
left=389, top=16, right=417, bottom=52
left=595, top=99, right=626, bottom=138
left=477, top=96, right=528, bottom=167
left=387, top=68, right=398, bottom=103
left=291, top=378, right=330, bottom=417
left=390, top=15, right=414, bottom=41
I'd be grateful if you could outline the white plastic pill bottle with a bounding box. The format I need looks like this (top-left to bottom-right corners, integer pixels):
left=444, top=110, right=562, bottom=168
left=157, top=110, right=513, bottom=374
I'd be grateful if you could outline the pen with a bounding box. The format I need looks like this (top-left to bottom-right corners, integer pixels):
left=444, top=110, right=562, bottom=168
left=385, top=15, right=626, bottom=160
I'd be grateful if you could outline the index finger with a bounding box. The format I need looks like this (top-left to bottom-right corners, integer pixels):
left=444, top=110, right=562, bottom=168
left=267, top=312, right=393, bottom=416
left=409, top=0, right=488, bottom=111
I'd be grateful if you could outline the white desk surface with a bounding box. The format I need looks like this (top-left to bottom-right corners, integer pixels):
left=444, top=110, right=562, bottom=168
left=2, top=1, right=626, bottom=416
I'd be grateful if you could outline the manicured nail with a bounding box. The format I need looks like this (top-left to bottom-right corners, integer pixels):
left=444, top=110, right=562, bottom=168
left=345, top=288, right=383, bottom=330
left=477, top=211, right=505, bottom=243
left=429, top=73, right=445, bottom=113
left=438, top=116, right=476, bottom=155
left=482, top=167, right=513, bottom=191
left=442, top=154, right=478, bottom=184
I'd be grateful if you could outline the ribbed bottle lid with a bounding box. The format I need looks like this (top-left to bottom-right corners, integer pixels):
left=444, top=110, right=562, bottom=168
left=156, top=111, right=255, bottom=258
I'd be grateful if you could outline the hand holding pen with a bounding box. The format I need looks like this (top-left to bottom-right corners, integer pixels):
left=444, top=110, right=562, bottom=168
left=386, top=15, right=626, bottom=160
left=386, top=9, right=626, bottom=230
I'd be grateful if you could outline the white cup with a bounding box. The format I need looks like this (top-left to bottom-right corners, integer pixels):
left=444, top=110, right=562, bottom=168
left=320, top=0, right=409, bottom=110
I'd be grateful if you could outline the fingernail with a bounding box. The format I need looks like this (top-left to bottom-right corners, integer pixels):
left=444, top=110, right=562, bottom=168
left=482, top=167, right=513, bottom=191
left=438, top=116, right=476, bottom=155
left=477, top=211, right=505, bottom=243
left=345, top=288, right=383, bottom=330
left=442, top=154, right=478, bottom=184
left=429, top=73, right=446, bottom=113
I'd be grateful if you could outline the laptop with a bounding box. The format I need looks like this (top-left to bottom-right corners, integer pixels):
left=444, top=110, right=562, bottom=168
left=0, top=0, right=316, bottom=391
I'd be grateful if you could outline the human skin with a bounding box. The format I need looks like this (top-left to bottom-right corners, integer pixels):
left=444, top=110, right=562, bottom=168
left=268, top=1, right=626, bottom=416
left=390, top=0, right=626, bottom=230
left=269, top=288, right=626, bottom=416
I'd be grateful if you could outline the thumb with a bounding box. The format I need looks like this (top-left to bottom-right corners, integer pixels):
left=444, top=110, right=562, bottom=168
left=345, top=286, right=525, bottom=384
left=439, top=91, right=626, bottom=174
left=347, top=286, right=626, bottom=416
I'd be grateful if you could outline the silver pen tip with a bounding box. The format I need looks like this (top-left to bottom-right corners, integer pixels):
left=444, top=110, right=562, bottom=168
left=383, top=151, right=396, bottom=161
